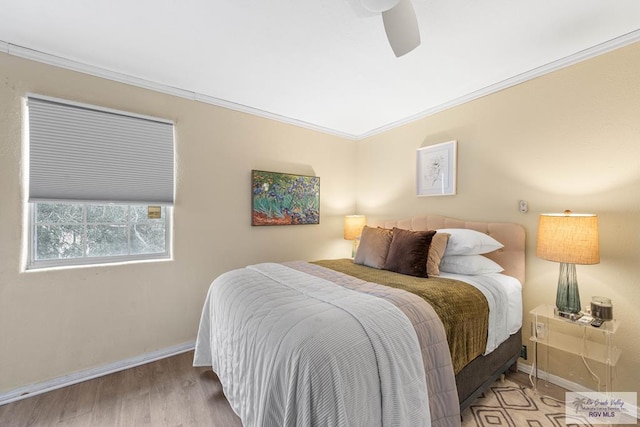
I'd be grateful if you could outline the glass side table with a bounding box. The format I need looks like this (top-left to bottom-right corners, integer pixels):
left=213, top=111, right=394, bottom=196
left=530, top=304, right=621, bottom=393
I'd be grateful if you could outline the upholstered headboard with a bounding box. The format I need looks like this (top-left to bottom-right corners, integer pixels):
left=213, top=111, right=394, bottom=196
left=369, top=215, right=526, bottom=284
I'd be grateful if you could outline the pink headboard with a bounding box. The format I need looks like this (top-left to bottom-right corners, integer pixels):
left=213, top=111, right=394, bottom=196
left=369, top=215, right=526, bottom=284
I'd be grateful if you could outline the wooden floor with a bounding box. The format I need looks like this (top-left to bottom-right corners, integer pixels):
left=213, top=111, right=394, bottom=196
left=0, top=353, right=600, bottom=427
left=0, top=351, right=242, bottom=427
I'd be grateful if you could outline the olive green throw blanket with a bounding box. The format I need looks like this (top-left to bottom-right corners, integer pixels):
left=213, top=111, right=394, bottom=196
left=312, top=259, right=489, bottom=374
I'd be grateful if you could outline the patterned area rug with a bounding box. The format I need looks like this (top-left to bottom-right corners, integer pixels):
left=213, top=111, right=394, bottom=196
left=461, top=379, right=593, bottom=427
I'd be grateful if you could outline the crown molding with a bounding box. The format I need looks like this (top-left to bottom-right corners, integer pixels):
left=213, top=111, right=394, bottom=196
left=193, top=92, right=359, bottom=140
left=357, top=28, right=640, bottom=140
left=3, top=29, right=640, bottom=141
left=2, top=42, right=358, bottom=140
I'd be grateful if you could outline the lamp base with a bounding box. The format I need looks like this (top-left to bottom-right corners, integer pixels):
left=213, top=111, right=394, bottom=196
left=554, top=307, right=583, bottom=321
left=351, top=237, right=361, bottom=258
left=556, top=262, right=582, bottom=314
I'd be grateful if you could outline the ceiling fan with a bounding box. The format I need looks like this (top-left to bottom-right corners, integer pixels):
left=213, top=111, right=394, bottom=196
left=361, top=0, right=421, bottom=57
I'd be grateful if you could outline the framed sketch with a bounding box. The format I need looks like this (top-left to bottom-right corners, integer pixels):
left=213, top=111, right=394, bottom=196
left=416, top=140, right=457, bottom=196
left=251, top=170, right=320, bottom=226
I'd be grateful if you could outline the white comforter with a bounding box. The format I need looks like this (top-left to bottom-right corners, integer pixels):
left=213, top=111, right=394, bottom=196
left=194, top=263, right=430, bottom=427
left=439, top=272, right=522, bottom=354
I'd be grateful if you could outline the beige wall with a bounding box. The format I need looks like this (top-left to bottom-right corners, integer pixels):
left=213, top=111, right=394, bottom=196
left=356, top=42, right=640, bottom=394
left=0, top=53, right=356, bottom=392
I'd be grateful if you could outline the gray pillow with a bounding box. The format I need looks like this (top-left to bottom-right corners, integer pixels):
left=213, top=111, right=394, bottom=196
left=354, top=226, right=393, bottom=269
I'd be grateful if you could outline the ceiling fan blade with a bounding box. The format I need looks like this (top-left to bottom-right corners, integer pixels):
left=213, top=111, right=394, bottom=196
left=360, top=0, right=400, bottom=13
left=382, top=0, right=421, bottom=57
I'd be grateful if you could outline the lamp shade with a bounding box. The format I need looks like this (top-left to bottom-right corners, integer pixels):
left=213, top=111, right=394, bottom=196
left=344, top=215, right=367, bottom=240
left=536, top=211, right=600, bottom=265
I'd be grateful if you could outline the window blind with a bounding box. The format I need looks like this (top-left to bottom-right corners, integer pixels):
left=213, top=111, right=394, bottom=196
left=28, top=96, right=174, bottom=204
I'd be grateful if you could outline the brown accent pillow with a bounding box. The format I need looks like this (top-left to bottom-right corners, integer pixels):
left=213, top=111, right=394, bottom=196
left=353, top=226, right=393, bottom=269
left=427, top=232, right=450, bottom=276
left=384, top=228, right=436, bottom=277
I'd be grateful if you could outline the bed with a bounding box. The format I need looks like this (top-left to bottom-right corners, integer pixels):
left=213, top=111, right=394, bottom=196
left=194, top=215, right=525, bottom=427
left=370, top=216, right=525, bottom=413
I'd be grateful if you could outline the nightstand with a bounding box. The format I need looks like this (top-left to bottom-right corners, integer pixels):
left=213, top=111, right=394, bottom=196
left=529, top=304, right=621, bottom=392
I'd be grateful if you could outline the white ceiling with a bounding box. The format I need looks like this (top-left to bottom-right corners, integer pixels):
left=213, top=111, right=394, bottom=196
left=2, top=1, right=640, bottom=139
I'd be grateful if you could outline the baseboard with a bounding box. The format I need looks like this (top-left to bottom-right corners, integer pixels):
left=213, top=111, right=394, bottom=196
left=0, top=341, right=195, bottom=406
left=518, top=363, right=639, bottom=421
left=518, top=362, right=595, bottom=393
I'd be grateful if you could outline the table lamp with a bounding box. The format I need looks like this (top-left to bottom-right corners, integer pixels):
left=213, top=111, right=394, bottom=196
left=344, top=215, right=367, bottom=258
left=536, top=210, right=599, bottom=318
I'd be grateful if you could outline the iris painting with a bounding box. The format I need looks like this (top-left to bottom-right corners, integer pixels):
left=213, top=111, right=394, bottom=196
left=252, top=170, right=320, bottom=226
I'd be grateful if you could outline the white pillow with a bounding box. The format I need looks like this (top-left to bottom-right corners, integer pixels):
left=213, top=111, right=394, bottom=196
left=440, top=255, right=504, bottom=275
left=438, top=228, right=504, bottom=256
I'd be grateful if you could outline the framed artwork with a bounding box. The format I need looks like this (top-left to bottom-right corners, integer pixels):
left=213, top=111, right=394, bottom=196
left=251, top=170, right=320, bottom=226
left=416, top=140, right=457, bottom=196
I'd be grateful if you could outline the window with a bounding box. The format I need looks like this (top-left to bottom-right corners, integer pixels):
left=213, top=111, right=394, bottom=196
left=27, top=95, right=174, bottom=269
left=30, top=203, right=170, bottom=268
